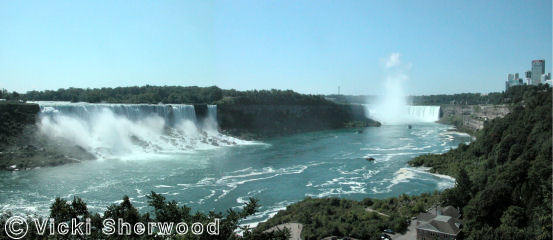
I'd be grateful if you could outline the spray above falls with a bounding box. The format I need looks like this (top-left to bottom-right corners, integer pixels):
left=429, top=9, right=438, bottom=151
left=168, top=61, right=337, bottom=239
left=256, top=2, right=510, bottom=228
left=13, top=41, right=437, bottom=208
left=36, top=102, right=247, bottom=160
left=366, top=53, right=440, bottom=124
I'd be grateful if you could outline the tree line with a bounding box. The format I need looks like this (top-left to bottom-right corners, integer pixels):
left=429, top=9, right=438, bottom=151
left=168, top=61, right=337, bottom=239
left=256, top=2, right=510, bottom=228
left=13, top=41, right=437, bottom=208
left=409, top=84, right=552, bottom=239
left=4, top=84, right=540, bottom=106
left=409, top=92, right=506, bottom=105
left=1, top=86, right=334, bottom=105
left=326, top=85, right=546, bottom=106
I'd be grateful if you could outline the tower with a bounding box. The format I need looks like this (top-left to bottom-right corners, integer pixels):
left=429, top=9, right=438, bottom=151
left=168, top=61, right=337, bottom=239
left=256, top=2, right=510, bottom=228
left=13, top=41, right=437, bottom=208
left=531, top=60, right=545, bottom=85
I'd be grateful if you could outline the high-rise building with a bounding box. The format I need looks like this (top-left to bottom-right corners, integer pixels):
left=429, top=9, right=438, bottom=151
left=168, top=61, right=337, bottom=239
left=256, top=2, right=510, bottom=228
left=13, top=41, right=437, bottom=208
left=541, top=73, right=552, bottom=84
left=505, top=60, right=550, bottom=89
left=505, top=73, right=524, bottom=90
left=508, top=74, right=514, bottom=82
left=531, top=60, right=545, bottom=85
left=525, top=71, right=532, bottom=84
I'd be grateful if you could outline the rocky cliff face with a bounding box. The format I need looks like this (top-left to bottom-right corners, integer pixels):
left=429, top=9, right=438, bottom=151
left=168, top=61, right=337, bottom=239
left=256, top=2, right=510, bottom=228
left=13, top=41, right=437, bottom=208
left=0, top=102, right=40, bottom=146
left=217, top=103, right=379, bottom=139
left=439, top=104, right=510, bottom=134
left=0, top=102, right=94, bottom=170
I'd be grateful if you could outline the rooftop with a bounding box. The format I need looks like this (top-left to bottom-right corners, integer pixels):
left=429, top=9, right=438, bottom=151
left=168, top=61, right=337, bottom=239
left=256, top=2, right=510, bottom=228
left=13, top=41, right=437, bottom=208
left=416, top=206, right=462, bottom=236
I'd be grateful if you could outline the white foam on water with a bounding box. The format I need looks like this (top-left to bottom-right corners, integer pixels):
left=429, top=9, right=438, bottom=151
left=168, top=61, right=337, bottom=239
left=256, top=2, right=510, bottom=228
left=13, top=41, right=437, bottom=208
left=385, top=167, right=456, bottom=192
left=236, top=200, right=295, bottom=234
left=409, top=167, right=456, bottom=182
left=198, top=190, right=217, bottom=204
left=35, top=102, right=257, bottom=160
left=437, top=181, right=455, bottom=190
left=229, top=167, right=254, bottom=174
left=442, top=131, right=471, bottom=137
left=306, top=186, right=368, bottom=198
left=174, top=162, right=325, bottom=203
left=390, top=168, right=416, bottom=186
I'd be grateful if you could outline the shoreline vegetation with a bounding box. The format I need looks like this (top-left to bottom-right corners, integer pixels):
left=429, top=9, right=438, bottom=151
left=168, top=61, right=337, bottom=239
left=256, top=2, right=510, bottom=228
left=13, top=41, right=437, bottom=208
left=258, top=83, right=551, bottom=239
left=408, top=85, right=551, bottom=239
left=0, top=85, right=551, bottom=239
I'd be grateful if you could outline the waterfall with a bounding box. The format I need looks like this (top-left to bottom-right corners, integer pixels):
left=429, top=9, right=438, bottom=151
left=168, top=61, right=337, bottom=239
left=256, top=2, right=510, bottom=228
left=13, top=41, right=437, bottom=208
left=366, top=105, right=440, bottom=124
left=35, top=102, right=243, bottom=159
left=406, top=106, right=440, bottom=122
left=207, top=105, right=217, bottom=119
left=366, top=54, right=441, bottom=125
left=40, top=102, right=197, bottom=126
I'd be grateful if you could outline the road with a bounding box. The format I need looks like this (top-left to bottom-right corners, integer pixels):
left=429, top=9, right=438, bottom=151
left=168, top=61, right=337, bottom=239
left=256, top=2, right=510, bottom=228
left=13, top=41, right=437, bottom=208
left=365, top=207, right=390, bottom=218
left=390, top=219, right=417, bottom=240
left=263, top=223, right=303, bottom=240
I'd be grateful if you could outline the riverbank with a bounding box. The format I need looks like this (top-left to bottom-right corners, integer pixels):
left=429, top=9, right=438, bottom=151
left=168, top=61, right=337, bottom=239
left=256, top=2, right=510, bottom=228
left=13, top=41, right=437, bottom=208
left=0, top=102, right=98, bottom=171
left=406, top=86, right=551, bottom=239
left=257, top=86, right=552, bottom=239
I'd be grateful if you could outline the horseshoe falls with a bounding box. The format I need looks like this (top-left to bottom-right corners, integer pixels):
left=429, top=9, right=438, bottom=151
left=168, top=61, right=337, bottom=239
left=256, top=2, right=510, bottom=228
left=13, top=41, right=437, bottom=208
left=366, top=105, right=441, bottom=124
left=407, top=105, right=441, bottom=122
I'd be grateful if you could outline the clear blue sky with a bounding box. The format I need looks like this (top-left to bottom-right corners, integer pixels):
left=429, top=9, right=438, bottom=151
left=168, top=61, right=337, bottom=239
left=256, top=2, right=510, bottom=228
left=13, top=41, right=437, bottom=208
left=1, top=0, right=551, bottom=95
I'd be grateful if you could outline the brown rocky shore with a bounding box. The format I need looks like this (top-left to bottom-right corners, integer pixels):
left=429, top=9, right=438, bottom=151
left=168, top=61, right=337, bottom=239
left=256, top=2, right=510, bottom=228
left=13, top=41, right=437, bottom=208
left=438, top=104, right=510, bottom=134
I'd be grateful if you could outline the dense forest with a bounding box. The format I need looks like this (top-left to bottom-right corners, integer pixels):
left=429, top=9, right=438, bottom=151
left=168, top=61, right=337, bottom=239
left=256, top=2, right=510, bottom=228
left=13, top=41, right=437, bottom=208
left=325, top=94, right=376, bottom=104
left=327, top=91, right=514, bottom=105
left=219, top=89, right=334, bottom=105
left=9, top=86, right=225, bottom=104
left=0, top=192, right=289, bottom=239
left=1, top=86, right=334, bottom=106
left=256, top=192, right=442, bottom=240
left=410, top=84, right=552, bottom=239
left=2, top=84, right=545, bottom=106
left=409, top=92, right=506, bottom=105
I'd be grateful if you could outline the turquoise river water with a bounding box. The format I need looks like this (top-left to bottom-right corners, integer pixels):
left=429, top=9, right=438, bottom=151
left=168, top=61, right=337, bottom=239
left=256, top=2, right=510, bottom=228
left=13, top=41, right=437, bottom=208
left=0, top=116, right=470, bottom=226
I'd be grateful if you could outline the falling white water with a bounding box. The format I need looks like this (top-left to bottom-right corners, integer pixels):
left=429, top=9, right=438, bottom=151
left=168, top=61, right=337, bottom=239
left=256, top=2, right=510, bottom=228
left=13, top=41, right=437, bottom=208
left=366, top=104, right=441, bottom=124
left=366, top=53, right=440, bottom=124
left=407, top=106, right=440, bottom=122
left=35, top=102, right=249, bottom=160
